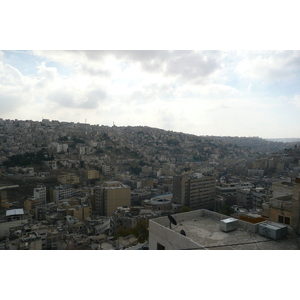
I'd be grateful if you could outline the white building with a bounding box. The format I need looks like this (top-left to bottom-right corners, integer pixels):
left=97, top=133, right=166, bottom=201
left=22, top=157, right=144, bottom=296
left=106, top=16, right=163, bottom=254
left=51, top=185, right=73, bottom=203
left=33, top=185, right=47, bottom=205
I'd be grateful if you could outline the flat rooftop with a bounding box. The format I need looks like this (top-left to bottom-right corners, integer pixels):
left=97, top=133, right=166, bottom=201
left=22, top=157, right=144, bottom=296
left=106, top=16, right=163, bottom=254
left=150, top=210, right=300, bottom=250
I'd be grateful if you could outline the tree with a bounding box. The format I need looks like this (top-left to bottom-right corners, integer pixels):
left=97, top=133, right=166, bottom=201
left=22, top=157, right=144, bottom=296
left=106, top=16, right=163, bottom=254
left=114, top=227, right=132, bottom=238
left=132, top=219, right=149, bottom=243
left=131, top=166, right=142, bottom=175
left=114, top=219, right=149, bottom=243
left=179, top=206, right=191, bottom=213
left=220, top=205, right=235, bottom=216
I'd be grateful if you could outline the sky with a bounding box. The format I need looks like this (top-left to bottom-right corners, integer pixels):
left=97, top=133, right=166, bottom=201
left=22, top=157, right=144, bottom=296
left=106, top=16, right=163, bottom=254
left=1, top=50, right=300, bottom=139
left=1, top=1, right=300, bottom=141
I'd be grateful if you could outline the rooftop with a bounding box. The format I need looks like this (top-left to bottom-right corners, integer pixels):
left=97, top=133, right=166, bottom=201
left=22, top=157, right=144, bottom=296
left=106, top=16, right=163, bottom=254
left=149, top=209, right=300, bottom=250
left=6, top=209, right=24, bottom=217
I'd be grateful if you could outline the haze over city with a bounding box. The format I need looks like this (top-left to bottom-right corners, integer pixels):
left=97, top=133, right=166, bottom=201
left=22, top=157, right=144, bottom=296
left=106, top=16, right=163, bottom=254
left=1, top=50, right=300, bottom=139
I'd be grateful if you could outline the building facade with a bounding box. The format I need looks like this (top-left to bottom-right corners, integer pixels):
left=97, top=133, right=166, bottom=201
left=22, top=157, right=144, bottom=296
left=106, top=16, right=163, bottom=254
left=173, top=173, right=215, bottom=210
left=95, top=181, right=131, bottom=216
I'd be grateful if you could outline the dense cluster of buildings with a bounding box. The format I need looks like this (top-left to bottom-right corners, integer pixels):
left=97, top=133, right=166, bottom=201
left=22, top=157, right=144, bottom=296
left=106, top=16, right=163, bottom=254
left=1, top=118, right=300, bottom=250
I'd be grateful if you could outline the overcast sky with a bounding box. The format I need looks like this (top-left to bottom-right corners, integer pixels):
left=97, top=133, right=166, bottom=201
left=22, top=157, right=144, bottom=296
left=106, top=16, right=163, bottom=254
left=1, top=50, right=300, bottom=138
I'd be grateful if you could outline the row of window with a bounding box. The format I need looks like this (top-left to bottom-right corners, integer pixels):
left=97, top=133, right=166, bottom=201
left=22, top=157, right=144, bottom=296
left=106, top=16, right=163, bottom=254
left=278, top=215, right=290, bottom=225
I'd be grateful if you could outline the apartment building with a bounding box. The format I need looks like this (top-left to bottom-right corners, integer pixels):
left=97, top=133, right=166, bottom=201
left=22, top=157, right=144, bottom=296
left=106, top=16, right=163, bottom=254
left=57, top=173, right=80, bottom=185
left=50, top=185, right=73, bottom=203
left=33, top=185, right=47, bottom=205
left=95, top=181, right=131, bottom=216
left=173, top=173, right=215, bottom=210
left=262, top=179, right=300, bottom=232
left=84, top=169, right=100, bottom=180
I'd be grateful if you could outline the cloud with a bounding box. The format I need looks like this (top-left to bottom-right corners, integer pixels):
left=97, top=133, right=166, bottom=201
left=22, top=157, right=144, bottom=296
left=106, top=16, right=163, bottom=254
left=47, top=87, right=107, bottom=110
left=235, top=50, right=300, bottom=83
left=166, top=51, right=222, bottom=81
left=79, top=63, right=110, bottom=77
left=292, top=95, right=300, bottom=108
left=78, top=88, right=107, bottom=109
left=47, top=89, right=76, bottom=108
left=33, top=50, right=223, bottom=83
left=36, top=61, right=58, bottom=88
left=0, top=62, right=23, bottom=86
left=0, top=89, right=23, bottom=114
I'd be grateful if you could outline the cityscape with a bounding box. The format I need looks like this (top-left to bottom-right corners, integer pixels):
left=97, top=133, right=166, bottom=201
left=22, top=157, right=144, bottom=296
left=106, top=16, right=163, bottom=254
left=2, top=4, right=300, bottom=298
left=1, top=117, right=300, bottom=250
left=1, top=50, right=300, bottom=251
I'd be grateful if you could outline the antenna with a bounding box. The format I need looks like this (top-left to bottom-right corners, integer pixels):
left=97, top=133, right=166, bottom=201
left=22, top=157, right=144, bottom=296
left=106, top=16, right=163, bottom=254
left=167, top=214, right=177, bottom=229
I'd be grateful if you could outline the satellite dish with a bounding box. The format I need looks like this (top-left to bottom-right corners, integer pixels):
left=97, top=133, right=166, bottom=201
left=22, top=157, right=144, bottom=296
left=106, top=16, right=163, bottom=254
left=180, top=229, right=186, bottom=236
left=168, top=214, right=177, bottom=228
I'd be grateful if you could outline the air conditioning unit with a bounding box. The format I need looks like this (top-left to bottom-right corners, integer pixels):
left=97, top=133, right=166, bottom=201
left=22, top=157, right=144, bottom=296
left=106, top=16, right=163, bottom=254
left=258, top=222, right=288, bottom=240
left=220, top=218, right=238, bottom=232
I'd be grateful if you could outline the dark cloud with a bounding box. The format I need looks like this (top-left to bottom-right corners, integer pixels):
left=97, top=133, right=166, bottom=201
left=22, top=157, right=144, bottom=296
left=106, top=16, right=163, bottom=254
left=79, top=63, right=110, bottom=77
left=166, top=51, right=222, bottom=81
left=80, top=50, right=222, bottom=80
left=47, top=88, right=106, bottom=109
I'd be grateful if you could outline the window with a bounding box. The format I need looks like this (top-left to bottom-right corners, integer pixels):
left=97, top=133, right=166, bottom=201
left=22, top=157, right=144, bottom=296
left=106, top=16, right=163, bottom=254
left=278, top=215, right=290, bottom=225
left=157, top=243, right=165, bottom=250
left=284, top=217, right=291, bottom=225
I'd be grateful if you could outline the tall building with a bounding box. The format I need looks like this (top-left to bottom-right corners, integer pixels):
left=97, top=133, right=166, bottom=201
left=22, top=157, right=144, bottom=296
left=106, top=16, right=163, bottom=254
left=50, top=185, right=73, bottom=203
left=95, top=181, right=131, bottom=216
left=33, top=185, right=47, bottom=205
left=173, top=173, right=215, bottom=210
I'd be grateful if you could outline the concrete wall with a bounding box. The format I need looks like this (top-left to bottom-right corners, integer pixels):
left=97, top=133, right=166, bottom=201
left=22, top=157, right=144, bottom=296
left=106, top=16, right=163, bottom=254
left=149, top=217, right=205, bottom=250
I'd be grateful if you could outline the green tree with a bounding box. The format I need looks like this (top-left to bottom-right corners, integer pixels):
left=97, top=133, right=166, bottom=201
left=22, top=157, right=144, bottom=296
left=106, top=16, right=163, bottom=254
left=131, top=166, right=142, bottom=175
left=132, top=219, right=149, bottom=243
left=220, top=205, right=235, bottom=216
left=179, top=206, right=191, bottom=213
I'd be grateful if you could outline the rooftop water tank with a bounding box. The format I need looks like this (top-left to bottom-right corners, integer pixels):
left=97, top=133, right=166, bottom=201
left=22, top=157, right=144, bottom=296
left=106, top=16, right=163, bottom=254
left=258, top=222, right=288, bottom=240
left=220, top=218, right=238, bottom=232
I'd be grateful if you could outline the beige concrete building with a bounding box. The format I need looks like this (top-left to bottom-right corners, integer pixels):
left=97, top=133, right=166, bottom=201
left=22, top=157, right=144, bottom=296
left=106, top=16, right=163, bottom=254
left=57, top=173, right=80, bottom=185
left=262, top=179, right=300, bottom=232
left=85, top=169, right=100, bottom=180
left=95, top=181, right=131, bottom=216
left=66, top=204, right=92, bottom=221
left=24, top=197, right=40, bottom=212
left=173, top=173, right=215, bottom=210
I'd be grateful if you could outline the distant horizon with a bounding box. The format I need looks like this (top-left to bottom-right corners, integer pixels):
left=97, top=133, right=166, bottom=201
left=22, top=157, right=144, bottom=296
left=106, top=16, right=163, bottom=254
left=1, top=50, right=300, bottom=139
left=1, top=116, right=300, bottom=141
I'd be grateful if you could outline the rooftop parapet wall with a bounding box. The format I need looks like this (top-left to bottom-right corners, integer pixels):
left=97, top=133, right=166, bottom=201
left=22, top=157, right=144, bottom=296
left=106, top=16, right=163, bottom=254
left=148, top=215, right=206, bottom=250
left=150, top=209, right=261, bottom=239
